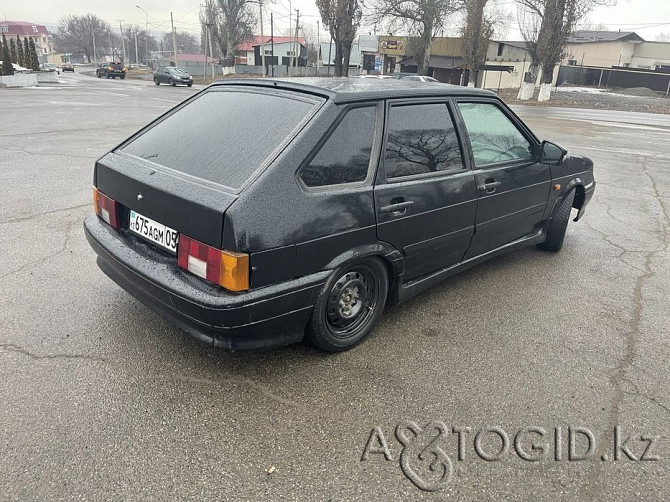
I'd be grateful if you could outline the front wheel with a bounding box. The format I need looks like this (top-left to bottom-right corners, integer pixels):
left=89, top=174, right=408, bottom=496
left=154, top=78, right=160, bottom=85
left=306, top=258, right=388, bottom=352
left=187, top=83, right=192, bottom=87
left=169, top=78, right=176, bottom=87
left=539, top=189, right=576, bottom=252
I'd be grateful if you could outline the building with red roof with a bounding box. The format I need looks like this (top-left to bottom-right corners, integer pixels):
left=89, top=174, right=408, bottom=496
left=0, top=21, right=53, bottom=62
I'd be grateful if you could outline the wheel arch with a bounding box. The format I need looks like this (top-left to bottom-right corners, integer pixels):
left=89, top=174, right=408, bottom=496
left=322, top=243, right=404, bottom=305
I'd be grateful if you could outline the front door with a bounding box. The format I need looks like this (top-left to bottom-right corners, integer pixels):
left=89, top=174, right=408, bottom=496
left=375, top=100, right=478, bottom=282
left=455, top=100, right=552, bottom=259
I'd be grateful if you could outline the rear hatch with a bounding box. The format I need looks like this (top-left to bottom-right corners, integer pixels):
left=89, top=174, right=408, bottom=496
left=94, top=85, right=324, bottom=251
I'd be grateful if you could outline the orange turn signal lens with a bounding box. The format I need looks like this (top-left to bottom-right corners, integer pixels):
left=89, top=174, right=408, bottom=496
left=177, top=234, right=250, bottom=291
left=93, top=187, right=120, bottom=228
left=220, top=250, right=250, bottom=292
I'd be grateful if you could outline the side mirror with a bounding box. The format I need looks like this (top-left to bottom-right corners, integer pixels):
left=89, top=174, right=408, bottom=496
left=540, top=140, right=568, bottom=165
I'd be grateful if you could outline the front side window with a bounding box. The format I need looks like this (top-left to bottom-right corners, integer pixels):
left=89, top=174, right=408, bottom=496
left=384, top=103, right=464, bottom=179
left=457, top=102, right=534, bottom=167
left=300, top=106, right=376, bottom=187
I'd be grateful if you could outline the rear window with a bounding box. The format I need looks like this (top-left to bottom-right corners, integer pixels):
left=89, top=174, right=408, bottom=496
left=121, top=88, right=321, bottom=190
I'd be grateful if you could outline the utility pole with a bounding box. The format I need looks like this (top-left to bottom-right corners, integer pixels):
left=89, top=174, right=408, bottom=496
left=316, top=20, right=319, bottom=76
left=136, top=5, right=148, bottom=64
left=293, top=9, right=299, bottom=76
left=208, top=23, right=214, bottom=79
left=92, top=30, right=97, bottom=62
left=170, top=11, right=178, bottom=66
left=117, top=19, right=127, bottom=63
left=259, top=0, right=266, bottom=77
left=270, top=13, right=274, bottom=77
left=327, top=37, right=332, bottom=76
left=288, top=0, right=292, bottom=74
left=203, top=22, right=208, bottom=81
left=135, top=31, right=139, bottom=66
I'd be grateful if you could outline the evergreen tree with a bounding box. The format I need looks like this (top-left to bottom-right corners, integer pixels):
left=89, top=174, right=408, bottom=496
left=1, top=35, right=14, bottom=75
left=28, top=37, right=39, bottom=70
left=9, top=37, right=17, bottom=64
left=23, top=37, right=30, bottom=67
left=16, top=35, right=24, bottom=67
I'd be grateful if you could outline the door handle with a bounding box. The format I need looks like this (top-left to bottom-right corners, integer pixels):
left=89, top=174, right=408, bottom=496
left=380, top=200, right=414, bottom=215
left=477, top=180, right=501, bottom=193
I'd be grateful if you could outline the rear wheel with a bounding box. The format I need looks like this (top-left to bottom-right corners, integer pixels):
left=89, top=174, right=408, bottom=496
left=306, top=258, right=388, bottom=352
left=539, top=189, right=576, bottom=252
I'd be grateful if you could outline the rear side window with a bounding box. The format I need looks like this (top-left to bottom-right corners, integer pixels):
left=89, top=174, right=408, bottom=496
left=384, top=103, right=464, bottom=179
left=300, top=106, right=376, bottom=187
left=121, top=89, right=320, bottom=190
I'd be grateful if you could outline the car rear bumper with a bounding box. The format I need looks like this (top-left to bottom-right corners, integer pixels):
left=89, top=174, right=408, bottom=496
left=84, top=215, right=329, bottom=350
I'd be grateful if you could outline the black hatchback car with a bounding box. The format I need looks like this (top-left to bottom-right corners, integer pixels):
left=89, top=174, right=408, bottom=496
left=84, top=79, right=595, bottom=351
left=153, top=66, right=193, bottom=87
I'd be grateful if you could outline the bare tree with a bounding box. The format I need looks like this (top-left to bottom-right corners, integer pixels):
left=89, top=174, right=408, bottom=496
left=461, top=0, right=492, bottom=86
left=516, top=0, right=616, bottom=99
left=317, top=0, right=362, bottom=77
left=201, top=0, right=256, bottom=68
left=368, top=0, right=463, bottom=75
left=53, top=14, right=112, bottom=63
left=123, top=25, right=158, bottom=64
left=160, top=31, right=201, bottom=55
left=300, top=24, right=320, bottom=66
left=656, top=32, right=670, bottom=42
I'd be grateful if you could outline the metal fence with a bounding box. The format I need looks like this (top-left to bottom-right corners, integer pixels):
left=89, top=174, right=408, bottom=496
left=557, top=65, right=670, bottom=95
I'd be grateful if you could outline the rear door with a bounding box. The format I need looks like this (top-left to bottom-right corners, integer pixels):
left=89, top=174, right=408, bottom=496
left=455, top=99, right=552, bottom=259
left=375, top=100, right=478, bottom=282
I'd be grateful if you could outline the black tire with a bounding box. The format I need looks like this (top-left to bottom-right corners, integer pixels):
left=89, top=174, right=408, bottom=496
left=306, top=257, right=388, bottom=352
left=187, top=83, right=192, bottom=87
left=539, top=189, right=576, bottom=252
left=169, top=78, right=176, bottom=87
left=120, top=75, right=125, bottom=79
left=97, top=73, right=101, bottom=78
left=154, top=78, right=160, bottom=85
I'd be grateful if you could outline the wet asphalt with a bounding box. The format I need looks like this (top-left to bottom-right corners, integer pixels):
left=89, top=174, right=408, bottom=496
left=0, top=70, right=668, bottom=500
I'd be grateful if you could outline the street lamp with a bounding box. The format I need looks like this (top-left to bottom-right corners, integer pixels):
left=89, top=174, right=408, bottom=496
left=136, top=4, right=148, bottom=64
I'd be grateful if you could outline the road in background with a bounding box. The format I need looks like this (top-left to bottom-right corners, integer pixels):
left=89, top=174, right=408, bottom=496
left=1, top=73, right=668, bottom=500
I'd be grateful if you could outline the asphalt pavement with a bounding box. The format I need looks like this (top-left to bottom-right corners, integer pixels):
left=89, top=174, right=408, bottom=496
left=0, top=69, right=668, bottom=500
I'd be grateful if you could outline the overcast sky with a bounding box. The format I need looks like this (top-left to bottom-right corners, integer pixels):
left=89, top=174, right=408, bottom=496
left=4, top=0, right=670, bottom=43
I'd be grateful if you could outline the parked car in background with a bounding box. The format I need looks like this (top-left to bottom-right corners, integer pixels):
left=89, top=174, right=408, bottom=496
left=62, top=63, right=75, bottom=73
left=96, top=62, right=126, bottom=79
left=85, top=78, right=595, bottom=352
left=153, top=66, right=193, bottom=87
left=401, top=75, right=439, bottom=82
left=353, top=74, right=395, bottom=79
left=41, top=63, right=60, bottom=74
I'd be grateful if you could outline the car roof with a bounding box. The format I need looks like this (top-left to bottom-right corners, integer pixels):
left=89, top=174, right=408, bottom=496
left=209, top=77, right=496, bottom=104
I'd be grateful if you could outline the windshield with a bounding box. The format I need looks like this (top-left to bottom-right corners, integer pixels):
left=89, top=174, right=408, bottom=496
left=121, top=88, right=322, bottom=190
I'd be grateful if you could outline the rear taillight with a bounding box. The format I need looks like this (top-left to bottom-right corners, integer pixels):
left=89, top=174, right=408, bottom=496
left=178, top=235, right=249, bottom=292
left=93, top=187, right=120, bottom=228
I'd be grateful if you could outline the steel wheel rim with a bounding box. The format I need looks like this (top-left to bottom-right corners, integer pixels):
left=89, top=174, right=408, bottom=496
left=326, top=265, right=379, bottom=339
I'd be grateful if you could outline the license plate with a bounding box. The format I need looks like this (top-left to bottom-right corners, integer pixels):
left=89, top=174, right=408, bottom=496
left=129, top=210, right=178, bottom=254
